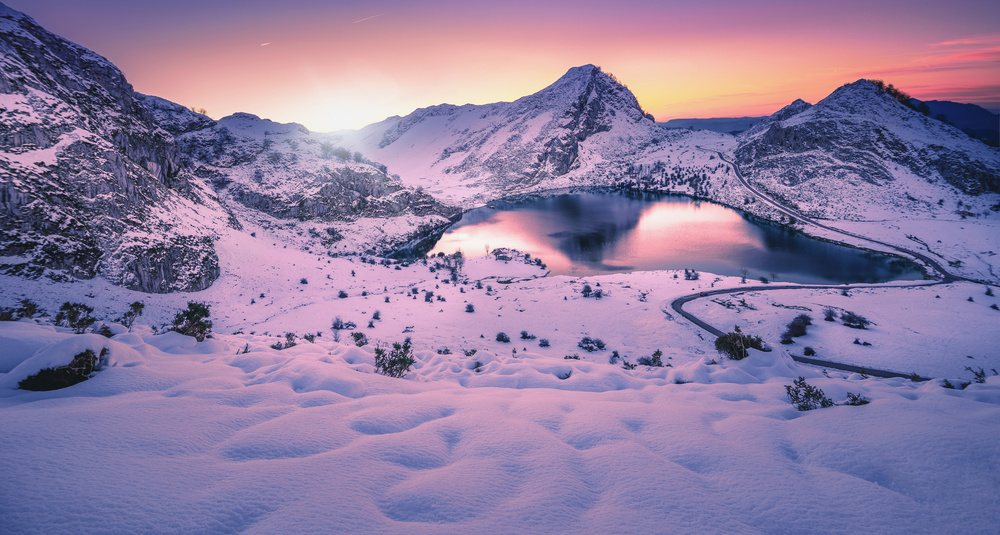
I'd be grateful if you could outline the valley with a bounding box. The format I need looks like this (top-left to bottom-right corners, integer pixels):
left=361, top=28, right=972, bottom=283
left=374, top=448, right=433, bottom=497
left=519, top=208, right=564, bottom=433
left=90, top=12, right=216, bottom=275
left=2, top=2, right=999, bottom=533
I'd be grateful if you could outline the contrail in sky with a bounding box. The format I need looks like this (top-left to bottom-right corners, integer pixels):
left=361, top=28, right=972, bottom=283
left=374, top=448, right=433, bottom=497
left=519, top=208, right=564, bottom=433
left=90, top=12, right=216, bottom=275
left=352, top=14, right=381, bottom=24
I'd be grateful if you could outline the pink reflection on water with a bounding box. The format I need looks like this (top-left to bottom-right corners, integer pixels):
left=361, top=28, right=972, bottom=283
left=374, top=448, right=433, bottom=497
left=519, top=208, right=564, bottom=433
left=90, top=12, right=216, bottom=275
left=428, top=197, right=765, bottom=276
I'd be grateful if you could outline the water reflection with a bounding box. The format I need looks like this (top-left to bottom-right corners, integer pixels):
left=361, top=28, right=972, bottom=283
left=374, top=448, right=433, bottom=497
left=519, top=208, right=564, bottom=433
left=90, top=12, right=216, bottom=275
left=428, top=191, right=924, bottom=284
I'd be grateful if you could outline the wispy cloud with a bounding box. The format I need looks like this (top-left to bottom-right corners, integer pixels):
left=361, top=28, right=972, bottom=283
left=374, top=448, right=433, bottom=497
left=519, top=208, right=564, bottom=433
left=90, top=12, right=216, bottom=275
left=260, top=42, right=271, bottom=47
left=931, top=33, right=1000, bottom=48
left=352, top=14, right=381, bottom=24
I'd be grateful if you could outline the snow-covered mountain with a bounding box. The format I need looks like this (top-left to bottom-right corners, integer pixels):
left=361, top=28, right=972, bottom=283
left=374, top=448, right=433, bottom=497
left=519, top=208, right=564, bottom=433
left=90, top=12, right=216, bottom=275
left=0, top=3, right=456, bottom=292
left=340, top=65, right=663, bottom=206
left=0, top=4, right=231, bottom=292
left=734, top=80, right=1000, bottom=220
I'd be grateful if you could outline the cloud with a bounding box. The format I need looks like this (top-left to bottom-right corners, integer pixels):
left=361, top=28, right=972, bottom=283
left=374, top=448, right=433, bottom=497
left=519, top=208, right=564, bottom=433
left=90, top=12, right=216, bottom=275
left=260, top=42, right=271, bottom=47
left=931, top=33, right=1000, bottom=48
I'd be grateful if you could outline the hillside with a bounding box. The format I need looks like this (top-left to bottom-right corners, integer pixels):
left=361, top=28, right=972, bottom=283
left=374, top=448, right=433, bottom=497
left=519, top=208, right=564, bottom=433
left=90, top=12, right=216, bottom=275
left=733, top=80, right=1000, bottom=221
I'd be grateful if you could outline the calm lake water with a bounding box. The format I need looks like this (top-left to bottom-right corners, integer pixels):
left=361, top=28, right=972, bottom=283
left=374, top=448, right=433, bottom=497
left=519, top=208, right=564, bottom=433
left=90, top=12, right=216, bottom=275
left=428, top=191, right=924, bottom=284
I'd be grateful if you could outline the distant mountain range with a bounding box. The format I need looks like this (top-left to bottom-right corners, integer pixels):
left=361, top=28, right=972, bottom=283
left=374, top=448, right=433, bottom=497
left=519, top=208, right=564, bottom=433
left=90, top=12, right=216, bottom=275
left=1, top=2, right=997, bottom=292
left=911, top=99, right=999, bottom=146
left=660, top=117, right=766, bottom=134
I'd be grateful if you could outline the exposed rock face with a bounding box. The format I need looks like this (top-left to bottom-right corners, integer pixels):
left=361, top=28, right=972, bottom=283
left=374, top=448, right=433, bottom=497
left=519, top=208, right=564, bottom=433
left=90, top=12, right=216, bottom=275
left=734, top=80, right=1000, bottom=218
left=0, top=5, right=222, bottom=292
left=167, top=111, right=459, bottom=224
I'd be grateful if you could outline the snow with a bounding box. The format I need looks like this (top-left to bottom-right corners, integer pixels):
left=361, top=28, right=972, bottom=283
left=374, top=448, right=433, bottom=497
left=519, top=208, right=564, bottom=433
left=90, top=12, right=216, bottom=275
left=2, top=224, right=999, bottom=532
left=2, top=9, right=1000, bottom=529
left=1, top=316, right=998, bottom=533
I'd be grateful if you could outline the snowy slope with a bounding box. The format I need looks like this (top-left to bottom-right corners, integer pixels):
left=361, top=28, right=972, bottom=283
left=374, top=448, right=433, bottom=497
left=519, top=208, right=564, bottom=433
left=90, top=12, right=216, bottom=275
left=340, top=65, right=664, bottom=206
left=734, top=80, right=1000, bottom=221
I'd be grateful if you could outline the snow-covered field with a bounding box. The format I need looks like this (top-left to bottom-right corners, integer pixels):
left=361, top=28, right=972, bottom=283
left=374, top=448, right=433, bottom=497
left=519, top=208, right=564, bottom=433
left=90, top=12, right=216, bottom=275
left=2, top=225, right=1000, bottom=533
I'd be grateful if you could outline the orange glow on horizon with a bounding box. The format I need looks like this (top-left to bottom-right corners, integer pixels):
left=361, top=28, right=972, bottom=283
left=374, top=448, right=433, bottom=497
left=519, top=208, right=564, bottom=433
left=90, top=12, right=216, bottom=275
left=5, top=0, right=998, bottom=131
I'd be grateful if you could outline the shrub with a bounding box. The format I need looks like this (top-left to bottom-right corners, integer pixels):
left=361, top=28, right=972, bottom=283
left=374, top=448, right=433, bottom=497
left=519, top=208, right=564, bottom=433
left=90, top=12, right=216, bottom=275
left=841, top=311, right=870, bottom=329
left=987, top=286, right=995, bottom=297
left=372, top=310, right=382, bottom=321
left=714, top=326, right=764, bottom=360
left=338, top=290, right=348, bottom=298
left=593, top=288, right=603, bottom=299
left=19, top=349, right=102, bottom=391
left=373, top=338, right=415, bottom=378
left=785, top=377, right=835, bottom=411
left=465, top=304, right=475, bottom=313
left=844, top=392, right=870, bottom=406
left=582, top=284, right=592, bottom=297
left=781, top=314, right=812, bottom=343
left=350, top=332, right=368, bottom=347
left=496, top=332, right=510, bottom=343
left=564, top=354, right=580, bottom=360
left=637, top=349, right=664, bottom=367
left=578, top=337, right=606, bottom=352
left=300, top=278, right=308, bottom=284
left=803, top=347, right=816, bottom=356
left=538, top=338, right=550, bottom=348
left=823, top=308, right=837, bottom=321
left=18, top=299, right=41, bottom=318
left=56, top=302, right=96, bottom=334
left=117, top=301, right=145, bottom=330
left=331, top=317, right=357, bottom=330
left=424, top=291, right=434, bottom=303
left=172, top=302, right=212, bottom=341
left=96, top=324, right=114, bottom=338
left=303, top=333, right=316, bottom=343
left=520, top=330, right=536, bottom=340
left=464, top=349, right=477, bottom=357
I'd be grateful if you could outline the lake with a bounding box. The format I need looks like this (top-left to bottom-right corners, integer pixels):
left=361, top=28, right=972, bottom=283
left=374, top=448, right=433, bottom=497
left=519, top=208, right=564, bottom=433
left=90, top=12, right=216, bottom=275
left=427, top=191, right=924, bottom=284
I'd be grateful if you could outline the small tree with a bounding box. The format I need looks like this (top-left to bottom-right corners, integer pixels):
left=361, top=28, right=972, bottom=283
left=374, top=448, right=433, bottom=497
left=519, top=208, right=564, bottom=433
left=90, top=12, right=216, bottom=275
left=496, top=332, right=511, bottom=343
left=117, top=301, right=145, bottom=330
left=351, top=332, right=368, bottom=347
left=465, top=303, right=475, bottom=313
left=56, top=302, right=96, bottom=334
left=172, top=302, right=212, bottom=341
left=714, top=326, right=764, bottom=360
left=582, top=284, right=592, bottom=298
left=785, top=377, right=835, bottom=411
left=373, top=338, right=415, bottom=378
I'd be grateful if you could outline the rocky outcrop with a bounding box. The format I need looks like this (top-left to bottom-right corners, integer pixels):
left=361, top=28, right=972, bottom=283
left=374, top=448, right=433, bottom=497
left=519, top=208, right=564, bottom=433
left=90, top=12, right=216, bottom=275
left=0, top=4, right=222, bottom=291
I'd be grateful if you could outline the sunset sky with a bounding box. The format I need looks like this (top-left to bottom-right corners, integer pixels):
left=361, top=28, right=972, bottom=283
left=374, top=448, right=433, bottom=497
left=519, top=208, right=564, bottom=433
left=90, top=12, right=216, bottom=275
left=7, top=0, right=998, bottom=132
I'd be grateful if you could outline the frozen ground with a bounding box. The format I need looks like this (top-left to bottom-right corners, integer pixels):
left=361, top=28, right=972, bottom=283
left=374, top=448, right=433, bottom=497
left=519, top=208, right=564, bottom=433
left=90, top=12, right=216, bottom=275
left=2, top=228, right=1000, bottom=533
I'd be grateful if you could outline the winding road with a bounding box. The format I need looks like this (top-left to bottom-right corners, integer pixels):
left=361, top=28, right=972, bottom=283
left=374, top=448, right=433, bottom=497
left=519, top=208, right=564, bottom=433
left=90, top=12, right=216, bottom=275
left=666, top=149, right=987, bottom=379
